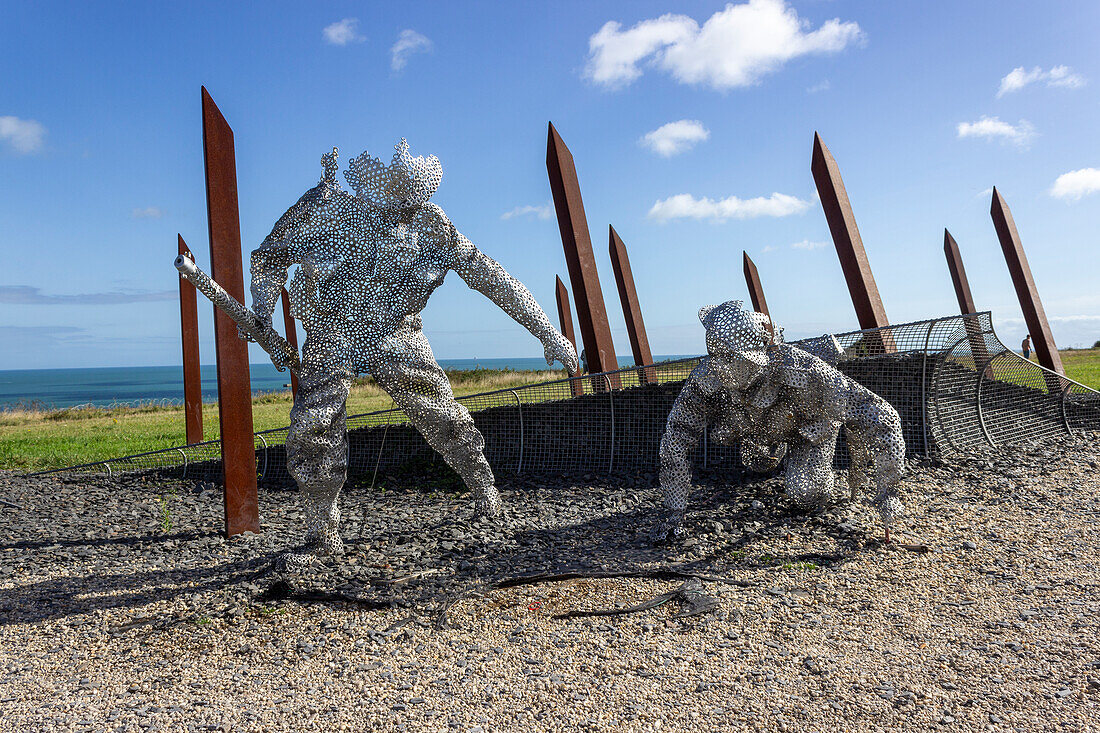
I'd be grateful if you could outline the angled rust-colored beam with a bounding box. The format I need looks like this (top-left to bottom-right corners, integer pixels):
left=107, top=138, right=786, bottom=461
left=202, top=86, right=259, bottom=537
left=990, top=187, right=1064, bottom=385
left=608, top=226, right=655, bottom=384
left=555, top=275, right=584, bottom=397
left=547, top=122, right=620, bottom=388
left=280, top=287, right=299, bottom=398
left=178, top=235, right=203, bottom=444
left=811, top=133, right=894, bottom=352
left=742, top=251, right=770, bottom=320
left=943, top=229, right=990, bottom=371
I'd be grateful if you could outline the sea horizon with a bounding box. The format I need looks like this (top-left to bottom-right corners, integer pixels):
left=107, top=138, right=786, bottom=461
left=0, top=355, right=697, bottom=410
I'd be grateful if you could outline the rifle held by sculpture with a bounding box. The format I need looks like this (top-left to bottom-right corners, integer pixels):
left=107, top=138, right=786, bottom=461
left=174, top=255, right=301, bottom=376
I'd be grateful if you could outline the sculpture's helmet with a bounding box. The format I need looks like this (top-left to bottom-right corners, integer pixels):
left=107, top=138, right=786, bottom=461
left=698, top=300, right=779, bottom=368
left=344, top=139, right=443, bottom=210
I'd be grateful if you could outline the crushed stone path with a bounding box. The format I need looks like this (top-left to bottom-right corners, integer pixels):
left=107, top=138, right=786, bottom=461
left=1, top=433, right=1098, bottom=731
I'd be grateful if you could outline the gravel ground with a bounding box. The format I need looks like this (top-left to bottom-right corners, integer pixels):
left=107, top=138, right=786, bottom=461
left=1, top=432, right=1098, bottom=732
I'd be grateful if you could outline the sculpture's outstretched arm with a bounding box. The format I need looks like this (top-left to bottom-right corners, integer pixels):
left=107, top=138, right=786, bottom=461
left=655, top=378, right=712, bottom=540
left=843, top=389, right=906, bottom=540
left=452, top=232, right=578, bottom=374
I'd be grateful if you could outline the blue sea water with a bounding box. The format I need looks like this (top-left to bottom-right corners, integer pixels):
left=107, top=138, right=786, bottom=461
left=0, top=355, right=693, bottom=410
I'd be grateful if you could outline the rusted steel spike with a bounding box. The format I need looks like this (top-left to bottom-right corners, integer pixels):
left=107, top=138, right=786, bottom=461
left=989, top=188, right=1065, bottom=384
left=178, top=235, right=203, bottom=444
left=742, top=251, right=770, bottom=319
left=943, top=229, right=990, bottom=371
left=202, top=86, right=260, bottom=537
left=608, top=226, right=655, bottom=384
left=811, top=133, right=894, bottom=352
left=546, top=122, right=620, bottom=389
left=280, top=287, right=299, bottom=397
left=555, top=275, right=584, bottom=397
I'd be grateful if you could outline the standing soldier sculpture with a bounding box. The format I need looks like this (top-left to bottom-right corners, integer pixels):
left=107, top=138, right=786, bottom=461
left=654, top=300, right=906, bottom=543
left=184, top=141, right=578, bottom=569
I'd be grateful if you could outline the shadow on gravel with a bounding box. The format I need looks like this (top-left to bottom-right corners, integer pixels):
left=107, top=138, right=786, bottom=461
left=0, top=553, right=276, bottom=626
left=2, top=529, right=217, bottom=552
left=277, top=475, right=869, bottom=619
left=0, top=472, right=872, bottom=628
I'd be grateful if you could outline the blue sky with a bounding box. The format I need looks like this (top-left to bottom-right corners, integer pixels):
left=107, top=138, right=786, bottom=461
left=2, top=0, right=1099, bottom=370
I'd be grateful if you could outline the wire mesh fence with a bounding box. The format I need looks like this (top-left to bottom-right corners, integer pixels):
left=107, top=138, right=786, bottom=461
left=33, top=312, right=1099, bottom=485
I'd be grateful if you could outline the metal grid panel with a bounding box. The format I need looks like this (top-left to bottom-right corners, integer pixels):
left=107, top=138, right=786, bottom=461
left=32, top=312, right=1099, bottom=483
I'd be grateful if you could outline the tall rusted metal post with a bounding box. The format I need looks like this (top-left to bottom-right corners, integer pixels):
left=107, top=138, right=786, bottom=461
left=280, top=287, right=299, bottom=397
left=943, top=229, right=990, bottom=370
left=555, top=276, right=585, bottom=397
left=608, top=226, right=655, bottom=384
left=742, top=251, right=770, bottom=320
left=811, top=133, right=894, bottom=352
left=178, top=235, right=203, bottom=444
left=546, top=122, right=620, bottom=388
left=990, top=187, right=1065, bottom=385
left=202, top=87, right=260, bottom=537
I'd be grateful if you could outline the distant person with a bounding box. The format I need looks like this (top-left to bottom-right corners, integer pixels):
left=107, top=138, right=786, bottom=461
left=1022, top=334, right=1031, bottom=360
left=579, top=348, right=588, bottom=375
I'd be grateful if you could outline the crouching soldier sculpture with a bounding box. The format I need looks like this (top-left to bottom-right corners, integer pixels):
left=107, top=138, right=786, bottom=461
left=654, top=301, right=906, bottom=543
left=246, top=141, right=578, bottom=568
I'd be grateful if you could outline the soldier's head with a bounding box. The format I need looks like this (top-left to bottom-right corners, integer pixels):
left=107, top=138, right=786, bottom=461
left=699, top=300, right=779, bottom=390
left=344, top=139, right=443, bottom=210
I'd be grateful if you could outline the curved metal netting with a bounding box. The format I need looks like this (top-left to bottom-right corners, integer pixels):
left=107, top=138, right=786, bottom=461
left=31, top=312, right=1099, bottom=484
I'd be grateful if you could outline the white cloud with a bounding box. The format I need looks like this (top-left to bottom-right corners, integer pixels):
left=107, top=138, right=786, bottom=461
left=997, top=65, right=1085, bottom=97
left=501, top=203, right=553, bottom=221
left=648, top=192, right=811, bottom=222
left=585, top=0, right=863, bottom=91
left=791, top=239, right=827, bottom=250
left=131, top=206, right=163, bottom=219
left=391, top=29, right=432, bottom=71
left=1047, top=65, right=1086, bottom=89
left=323, top=18, right=364, bottom=46
left=806, top=80, right=830, bottom=94
left=1050, top=168, right=1100, bottom=201
left=0, top=116, right=46, bottom=154
left=956, top=116, right=1035, bottom=147
left=640, top=120, right=710, bottom=156
left=762, top=244, right=777, bottom=253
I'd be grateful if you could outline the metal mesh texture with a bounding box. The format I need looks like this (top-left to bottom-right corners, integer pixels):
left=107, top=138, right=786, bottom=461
left=34, top=312, right=1099, bottom=484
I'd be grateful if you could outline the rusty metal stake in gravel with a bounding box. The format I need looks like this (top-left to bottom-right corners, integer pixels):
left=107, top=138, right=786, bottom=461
left=811, top=133, right=894, bottom=353
left=943, top=229, right=990, bottom=371
left=742, top=251, right=770, bottom=320
left=609, top=226, right=655, bottom=384
left=555, top=275, right=585, bottom=397
left=280, top=287, right=299, bottom=398
left=547, top=122, right=620, bottom=388
left=202, top=87, right=259, bottom=537
left=990, top=187, right=1065, bottom=386
left=178, top=235, right=203, bottom=444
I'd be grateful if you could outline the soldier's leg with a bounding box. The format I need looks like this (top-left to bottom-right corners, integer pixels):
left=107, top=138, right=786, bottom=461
left=370, top=332, right=501, bottom=517
left=783, top=440, right=836, bottom=510
left=285, top=361, right=352, bottom=566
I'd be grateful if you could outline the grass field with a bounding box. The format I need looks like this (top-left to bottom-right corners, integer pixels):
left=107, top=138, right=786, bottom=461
left=0, top=368, right=567, bottom=472
left=2, top=348, right=1097, bottom=473
left=1060, top=348, right=1100, bottom=389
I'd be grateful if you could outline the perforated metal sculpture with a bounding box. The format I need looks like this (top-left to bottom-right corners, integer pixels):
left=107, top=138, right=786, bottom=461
left=655, top=301, right=905, bottom=542
left=247, top=141, right=578, bottom=568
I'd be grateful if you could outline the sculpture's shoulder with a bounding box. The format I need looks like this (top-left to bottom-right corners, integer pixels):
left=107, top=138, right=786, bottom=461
left=769, top=344, right=840, bottom=389
left=685, top=358, right=724, bottom=399
left=262, top=179, right=357, bottom=249
left=411, top=202, right=454, bottom=240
